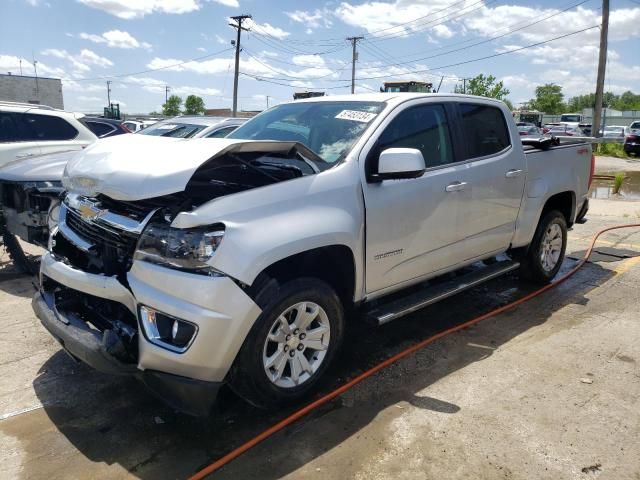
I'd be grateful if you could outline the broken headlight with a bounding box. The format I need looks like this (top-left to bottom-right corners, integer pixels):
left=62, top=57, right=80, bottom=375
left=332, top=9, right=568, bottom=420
left=134, top=223, right=225, bottom=275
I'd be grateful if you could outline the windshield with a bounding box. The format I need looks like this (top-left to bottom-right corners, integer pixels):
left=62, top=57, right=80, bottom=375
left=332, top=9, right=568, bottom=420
left=137, top=121, right=208, bottom=138
left=228, top=101, right=385, bottom=164
left=561, top=115, right=581, bottom=122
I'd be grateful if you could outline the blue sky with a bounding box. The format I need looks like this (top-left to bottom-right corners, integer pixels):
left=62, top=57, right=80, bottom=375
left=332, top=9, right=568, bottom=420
left=1, top=0, right=639, bottom=113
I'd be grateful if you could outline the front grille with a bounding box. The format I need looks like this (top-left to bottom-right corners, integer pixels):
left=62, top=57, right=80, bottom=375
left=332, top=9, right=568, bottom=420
left=65, top=207, right=138, bottom=252
left=54, top=195, right=153, bottom=276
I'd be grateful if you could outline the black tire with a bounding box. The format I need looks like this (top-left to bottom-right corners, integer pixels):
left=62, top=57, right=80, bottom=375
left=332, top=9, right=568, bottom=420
left=1, top=227, right=40, bottom=275
left=228, top=277, right=345, bottom=409
left=519, top=210, right=567, bottom=284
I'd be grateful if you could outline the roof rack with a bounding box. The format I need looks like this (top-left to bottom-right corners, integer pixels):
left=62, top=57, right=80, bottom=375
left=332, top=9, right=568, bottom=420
left=0, top=100, right=56, bottom=110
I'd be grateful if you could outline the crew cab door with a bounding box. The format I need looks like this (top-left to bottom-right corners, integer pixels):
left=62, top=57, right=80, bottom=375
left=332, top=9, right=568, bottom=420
left=456, top=103, right=526, bottom=259
left=361, top=101, right=469, bottom=294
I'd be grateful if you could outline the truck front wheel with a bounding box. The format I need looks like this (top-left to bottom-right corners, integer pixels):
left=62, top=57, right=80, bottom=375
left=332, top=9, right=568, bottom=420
left=519, top=210, right=567, bottom=284
left=228, top=278, right=344, bottom=408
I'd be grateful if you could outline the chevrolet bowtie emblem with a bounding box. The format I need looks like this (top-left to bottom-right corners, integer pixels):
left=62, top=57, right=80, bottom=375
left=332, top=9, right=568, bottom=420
left=78, top=202, right=107, bottom=221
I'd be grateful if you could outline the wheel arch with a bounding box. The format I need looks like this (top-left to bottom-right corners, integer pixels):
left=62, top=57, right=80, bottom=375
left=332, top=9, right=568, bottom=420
left=244, top=244, right=358, bottom=312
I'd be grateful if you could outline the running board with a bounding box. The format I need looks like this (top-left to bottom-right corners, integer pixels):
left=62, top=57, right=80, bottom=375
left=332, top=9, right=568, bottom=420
left=367, top=260, right=520, bottom=325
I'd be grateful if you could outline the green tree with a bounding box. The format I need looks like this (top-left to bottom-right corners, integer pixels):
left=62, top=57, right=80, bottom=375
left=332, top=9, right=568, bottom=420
left=612, top=91, right=640, bottom=111
left=454, top=74, right=510, bottom=100
left=184, top=95, right=206, bottom=115
left=503, top=98, right=514, bottom=111
left=528, top=84, right=565, bottom=114
left=162, top=95, right=183, bottom=116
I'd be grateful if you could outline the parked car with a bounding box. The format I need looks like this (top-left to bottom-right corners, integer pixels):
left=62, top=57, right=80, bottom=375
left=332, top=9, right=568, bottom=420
left=629, top=121, right=640, bottom=134
left=624, top=133, right=640, bottom=156
left=579, top=123, right=592, bottom=136
left=0, top=101, right=96, bottom=167
left=545, top=124, right=584, bottom=136
left=122, top=119, right=158, bottom=133
left=32, top=94, right=592, bottom=415
left=601, top=125, right=628, bottom=139
left=82, top=117, right=131, bottom=138
left=0, top=116, right=245, bottom=274
left=518, top=124, right=542, bottom=136
left=136, top=116, right=246, bottom=138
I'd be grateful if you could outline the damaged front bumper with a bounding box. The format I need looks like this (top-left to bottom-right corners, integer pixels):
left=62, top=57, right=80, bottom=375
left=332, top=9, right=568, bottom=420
left=32, top=290, right=222, bottom=416
left=34, top=251, right=262, bottom=416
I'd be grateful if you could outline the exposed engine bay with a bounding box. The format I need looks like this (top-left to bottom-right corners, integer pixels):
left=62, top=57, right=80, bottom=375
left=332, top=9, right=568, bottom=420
left=0, top=180, right=63, bottom=248
left=51, top=142, right=322, bottom=279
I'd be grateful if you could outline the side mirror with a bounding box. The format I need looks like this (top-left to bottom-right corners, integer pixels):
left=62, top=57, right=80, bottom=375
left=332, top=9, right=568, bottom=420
left=372, top=148, right=426, bottom=181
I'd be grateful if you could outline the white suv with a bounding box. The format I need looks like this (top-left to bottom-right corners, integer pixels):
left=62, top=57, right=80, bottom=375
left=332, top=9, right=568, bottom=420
left=0, top=101, right=96, bottom=167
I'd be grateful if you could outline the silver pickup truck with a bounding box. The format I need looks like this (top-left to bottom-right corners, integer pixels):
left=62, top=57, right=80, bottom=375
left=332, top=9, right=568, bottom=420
left=32, top=94, right=593, bottom=415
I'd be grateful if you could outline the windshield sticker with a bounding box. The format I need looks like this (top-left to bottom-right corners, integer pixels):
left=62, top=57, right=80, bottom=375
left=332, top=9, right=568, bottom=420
left=335, top=110, right=378, bottom=123
left=156, top=124, right=178, bottom=129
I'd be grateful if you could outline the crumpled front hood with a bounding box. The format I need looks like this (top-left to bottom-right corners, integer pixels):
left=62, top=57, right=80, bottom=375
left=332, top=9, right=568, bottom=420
left=0, top=149, right=80, bottom=182
left=63, top=134, right=245, bottom=201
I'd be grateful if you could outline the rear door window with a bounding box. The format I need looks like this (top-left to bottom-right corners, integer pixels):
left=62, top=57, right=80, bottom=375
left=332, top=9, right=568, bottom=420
left=22, top=114, right=78, bottom=141
left=0, top=112, right=22, bottom=142
left=85, top=121, right=116, bottom=138
left=459, top=104, right=511, bottom=158
left=205, top=126, right=238, bottom=138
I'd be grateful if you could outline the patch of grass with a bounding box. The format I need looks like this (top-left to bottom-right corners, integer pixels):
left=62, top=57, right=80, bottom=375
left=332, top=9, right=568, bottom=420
left=613, top=172, right=625, bottom=194
left=595, top=143, right=629, bottom=159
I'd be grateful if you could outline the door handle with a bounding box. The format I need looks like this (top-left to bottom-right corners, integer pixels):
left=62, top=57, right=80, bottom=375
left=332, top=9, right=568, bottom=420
left=16, top=153, right=35, bottom=158
left=445, top=181, right=468, bottom=192
left=505, top=169, right=523, bottom=178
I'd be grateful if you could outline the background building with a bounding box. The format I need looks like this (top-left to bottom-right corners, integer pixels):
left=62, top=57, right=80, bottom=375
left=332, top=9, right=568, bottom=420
left=0, top=73, right=64, bottom=109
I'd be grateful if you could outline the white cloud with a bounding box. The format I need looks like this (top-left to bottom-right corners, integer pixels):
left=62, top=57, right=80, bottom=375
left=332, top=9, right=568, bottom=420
left=78, top=30, right=152, bottom=49
left=76, top=95, right=102, bottom=102
left=79, top=49, right=114, bottom=68
left=77, top=0, right=200, bottom=19
left=41, top=48, right=113, bottom=77
left=246, top=20, right=290, bottom=40
left=285, top=9, right=333, bottom=30
left=210, top=0, right=239, bottom=7
left=123, top=76, right=221, bottom=97
left=432, top=25, right=453, bottom=39
left=197, top=47, right=207, bottom=52
left=291, top=55, right=326, bottom=68
left=0, top=54, right=65, bottom=78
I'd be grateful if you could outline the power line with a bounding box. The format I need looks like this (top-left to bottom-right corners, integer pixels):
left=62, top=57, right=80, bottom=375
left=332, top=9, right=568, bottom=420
left=243, top=48, right=348, bottom=80
left=357, top=0, right=592, bottom=73
left=349, top=25, right=600, bottom=82
left=368, top=0, right=498, bottom=43
left=240, top=71, right=351, bottom=90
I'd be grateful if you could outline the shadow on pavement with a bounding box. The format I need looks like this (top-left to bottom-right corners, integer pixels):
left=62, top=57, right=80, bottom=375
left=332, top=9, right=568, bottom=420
left=23, top=258, right=615, bottom=479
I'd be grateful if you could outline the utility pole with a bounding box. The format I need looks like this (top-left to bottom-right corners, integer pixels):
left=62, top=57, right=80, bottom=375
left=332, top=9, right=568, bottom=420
left=436, top=76, right=444, bottom=93
left=33, top=60, right=39, bottom=98
left=164, top=85, right=170, bottom=104
left=347, top=36, right=364, bottom=94
left=463, top=78, right=467, bottom=94
left=592, top=0, right=609, bottom=138
left=106, top=80, right=112, bottom=106
left=230, top=14, right=252, bottom=117
left=19, top=59, right=23, bottom=75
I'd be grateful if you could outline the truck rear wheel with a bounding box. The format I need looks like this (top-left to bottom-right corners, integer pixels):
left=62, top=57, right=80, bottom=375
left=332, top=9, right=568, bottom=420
left=519, top=210, right=567, bottom=284
left=228, top=278, right=344, bottom=409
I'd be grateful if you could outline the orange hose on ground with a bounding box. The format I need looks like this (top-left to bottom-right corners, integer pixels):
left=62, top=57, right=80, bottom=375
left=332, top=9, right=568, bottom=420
left=189, top=223, right=640, bottom=480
